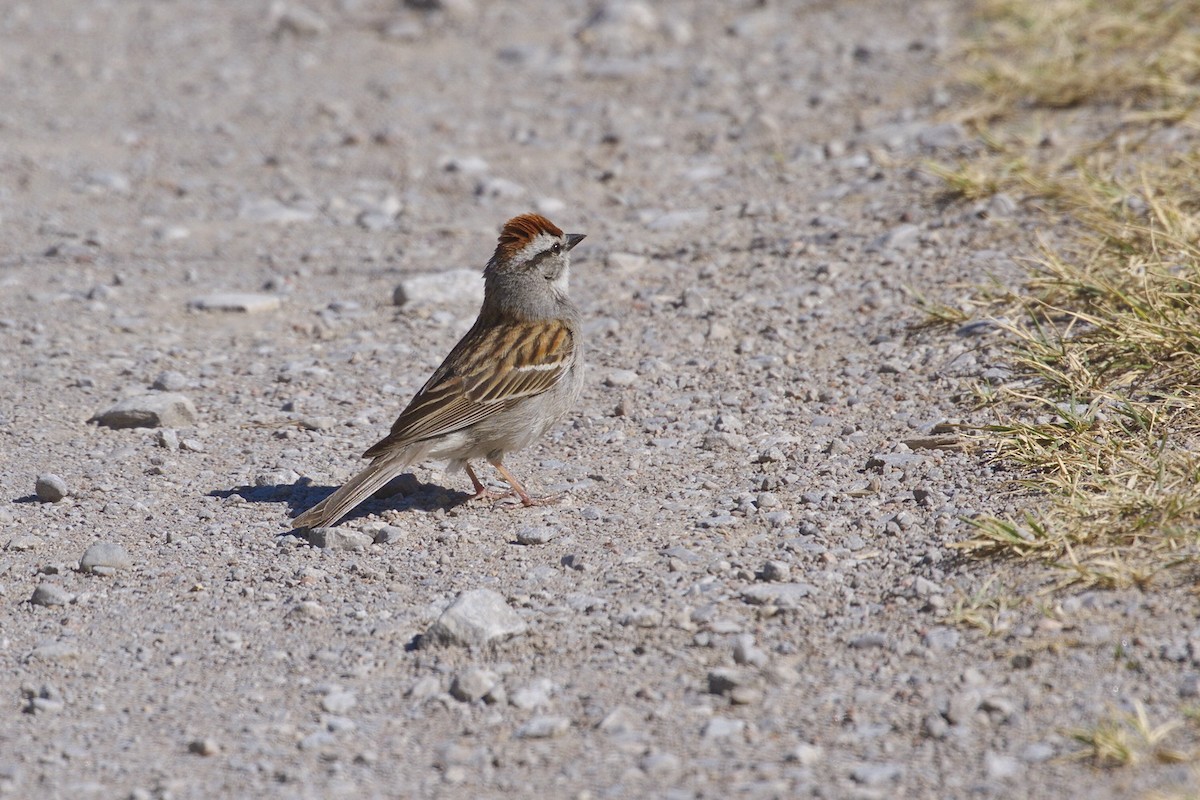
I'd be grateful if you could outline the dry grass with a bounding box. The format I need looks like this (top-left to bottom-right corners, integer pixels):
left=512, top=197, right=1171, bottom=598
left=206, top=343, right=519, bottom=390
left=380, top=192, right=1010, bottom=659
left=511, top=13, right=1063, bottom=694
left=936, top=0, right=1200, bottom=590
left=962, top=0, right=1200, bottom=118
left=1070, top=702, right=1191, bottom=768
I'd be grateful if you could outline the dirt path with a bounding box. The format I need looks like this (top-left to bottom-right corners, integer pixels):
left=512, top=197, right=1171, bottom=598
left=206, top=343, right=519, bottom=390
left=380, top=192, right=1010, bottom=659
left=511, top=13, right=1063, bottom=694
left=0, top=2, right=1192, bottom=797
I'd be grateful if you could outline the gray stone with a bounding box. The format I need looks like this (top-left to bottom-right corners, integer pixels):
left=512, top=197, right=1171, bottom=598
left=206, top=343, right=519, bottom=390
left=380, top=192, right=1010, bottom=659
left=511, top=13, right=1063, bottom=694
left=157, top=429, right=180, bottom=451
left=25, top=695, right=65, bottom=714
left=515, top=526, right=560, bottom=545
left=35, top=474, right=69, bottom=503
left=516, top=715, right=569, bottom=739
left=607, top=252, right=649, bottom=274
left=1020, top=742, right=1055, bottom=763
left=923, top=712, right=949, bottom=739
left=640, top=752, right=681, bottom=778
left=702, top=716, right=744, bottom=740
left=92, top=393, right=197, bottom=429
left=733, top=635, right=769, bottom=668
left=510, top=678, right=554, bottom=710
left=321, top=688, right=357, bottom=714
left=740, top=583, right=814, bottom=608
left=851, top=762, right=903, bottom=785
left=151, top=371, right=188, bottom=391
left=604, top=369, right=639, bottom=387
left=450, top=668, right=499, bottom=702
left=985, top=751, right=1022, bottom=780
left=646, top=209, right=708, bottom=231
left=761, top=560, right=790, bottom=582
left=923, top=626, right=960, bottom=652
left=789, top=743, right=823, bottom=766
left=6, top=535, right=42, bottom=552
left=916, top=122, right=965, bottom=150
left=188, top=738, right=220, bottom=756
left=597, top=705, right=642, bottom=736
left=849, top=632, right=889, bottom=649
left=305, top=528, right=373, bottom=550
left=189, top=293, right=282, bottom=313
left=871, top=223, right=921, bottom=252
left=79, top=542, right=132, bottom=574
left=272, top=3, right=329, bottom=36
left=866, top=452, right=924, bottom=470
left=426, top=589, right=527, bottom=647
left=26, top=642, right=80, bottom=662
left=707, top=668, right=751, bottom=696
left=238, top=197, right=316, bottom=224
left=393, top=269, right=482, bottom=308
left=31, top=584, right=72, bottom=607
left=373, top=526, right=406, bottom=544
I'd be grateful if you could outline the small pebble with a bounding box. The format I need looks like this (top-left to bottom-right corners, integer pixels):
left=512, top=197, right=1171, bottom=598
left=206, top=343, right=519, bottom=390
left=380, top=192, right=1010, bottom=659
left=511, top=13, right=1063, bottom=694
left=516, top=715, right=569, bottom=739
left=321, top=689, right=357, bottom=714
left=426, top=589, right=527, bottom=647
left=6, top=535, right=43, bottom=552
left=31, top=584, right=72, bottom=607
left=35, top=474, right=69, bottom=503
left=92, top=394, right=197, bottom=429
left=79, top=542, right=132, bottom=574
left=510, top=678, right=554, bottom=710
left=702, top=716, right=744, bottom=740
left=515, top=526, right=560, bottom=545
left=740, top=583, right=813, bottom=608
left=374, top=525, right=406, bottom=544
left=188, top=739, right=220, bottom=756
left=851, top=762, right=903, bottom=786
left=393, top=269, right=482, bottom=308
left=151, top=371, right=188, bottom=391
left=733, top=636, right=769, bottom=668
left=189, top=293, right=282, bottom=313
left=761, top=560, right=790, bottom=582
left=305, top=528, right=373, bottom=550
left=450, top=668, right=499, bottom=702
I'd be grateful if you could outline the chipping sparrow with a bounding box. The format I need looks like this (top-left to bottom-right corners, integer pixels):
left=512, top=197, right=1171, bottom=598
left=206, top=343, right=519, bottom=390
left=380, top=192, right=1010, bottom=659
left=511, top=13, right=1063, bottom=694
left=293, top=213, right=586, bottom=529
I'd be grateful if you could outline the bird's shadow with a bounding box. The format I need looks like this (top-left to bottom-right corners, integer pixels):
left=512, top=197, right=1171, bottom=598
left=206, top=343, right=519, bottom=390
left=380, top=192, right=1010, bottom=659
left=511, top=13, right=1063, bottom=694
left=210, top=473, right=474, bottom=528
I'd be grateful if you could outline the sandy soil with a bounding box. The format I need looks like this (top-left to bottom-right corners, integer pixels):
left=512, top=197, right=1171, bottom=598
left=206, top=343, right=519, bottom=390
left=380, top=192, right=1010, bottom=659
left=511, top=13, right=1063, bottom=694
left=1, top=1, right=1195, bottom=798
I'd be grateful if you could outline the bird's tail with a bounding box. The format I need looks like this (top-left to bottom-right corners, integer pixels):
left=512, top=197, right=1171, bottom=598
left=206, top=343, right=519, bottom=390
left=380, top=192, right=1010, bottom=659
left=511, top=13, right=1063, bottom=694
left=293, top=449, right=422, bottom=529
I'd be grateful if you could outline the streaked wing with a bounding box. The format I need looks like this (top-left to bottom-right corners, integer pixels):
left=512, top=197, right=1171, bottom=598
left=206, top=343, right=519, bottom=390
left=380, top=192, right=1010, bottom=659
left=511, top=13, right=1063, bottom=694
left=363, top=318, right=575, bottom=457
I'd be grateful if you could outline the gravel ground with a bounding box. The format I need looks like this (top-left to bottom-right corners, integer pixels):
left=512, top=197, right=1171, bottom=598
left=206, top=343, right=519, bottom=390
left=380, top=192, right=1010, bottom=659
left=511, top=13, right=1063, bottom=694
left=1, top=1, right=1196, bottom=798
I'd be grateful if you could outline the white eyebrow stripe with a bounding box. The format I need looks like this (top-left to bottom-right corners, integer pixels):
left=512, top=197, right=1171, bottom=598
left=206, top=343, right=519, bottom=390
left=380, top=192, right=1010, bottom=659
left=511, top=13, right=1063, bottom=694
left=513, top=362, right=560, bottom=372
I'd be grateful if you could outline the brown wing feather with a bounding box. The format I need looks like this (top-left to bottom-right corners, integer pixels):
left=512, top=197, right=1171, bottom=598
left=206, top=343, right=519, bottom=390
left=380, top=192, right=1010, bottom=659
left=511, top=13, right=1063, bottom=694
left=362, top=318, right=574, bottom=458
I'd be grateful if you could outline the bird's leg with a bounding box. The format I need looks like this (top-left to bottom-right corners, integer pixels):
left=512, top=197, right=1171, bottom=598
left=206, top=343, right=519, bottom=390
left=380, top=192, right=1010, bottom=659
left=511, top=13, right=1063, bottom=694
left=491, top=460, right=560, bottom=507
left=465, top=463, right=508, bottom=502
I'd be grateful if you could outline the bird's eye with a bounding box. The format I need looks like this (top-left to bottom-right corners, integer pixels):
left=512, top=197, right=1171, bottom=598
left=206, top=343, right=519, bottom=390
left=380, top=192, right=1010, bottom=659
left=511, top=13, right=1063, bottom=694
left=551, top=243, right=562, bottom=255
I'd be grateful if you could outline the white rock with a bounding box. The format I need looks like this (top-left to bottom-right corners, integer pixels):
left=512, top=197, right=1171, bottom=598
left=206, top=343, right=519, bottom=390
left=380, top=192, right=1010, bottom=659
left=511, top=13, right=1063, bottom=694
left=426, top=589, right=526, bottom=647
left=271, top=2, right=328, bottom=36
left=92, top=394, right=198, bottom=429
left=189, top=293, right=282, bottom=313
left=321, top=688, right=357, bottom=714
left=35, top=474, right=69, bottom=503
left=516, top=715, right=569, bottom=739
left=238, top=197, right=316, bottom=224
left=393, top=269, right=482, bottom=308
left=449, top=668, right=499, bottom=702
left=607, top=252, right=649, bottom=274
left=31, top=584, right=72, bottom=607
left=740, top=582, right=815, bottom=608
left=79, top=542, right=132, bottom=574
left=702, top=716, right=744, bottom=739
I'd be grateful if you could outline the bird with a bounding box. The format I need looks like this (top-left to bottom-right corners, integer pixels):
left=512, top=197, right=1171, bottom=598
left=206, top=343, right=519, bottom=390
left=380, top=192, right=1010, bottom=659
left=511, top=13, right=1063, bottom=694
left=293, top=213, right=586, bottom=529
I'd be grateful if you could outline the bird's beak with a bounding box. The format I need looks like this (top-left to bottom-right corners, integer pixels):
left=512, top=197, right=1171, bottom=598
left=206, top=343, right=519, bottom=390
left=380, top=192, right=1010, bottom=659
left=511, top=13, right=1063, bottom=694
left=566, top=233, right=586, bottom=251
